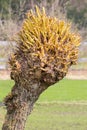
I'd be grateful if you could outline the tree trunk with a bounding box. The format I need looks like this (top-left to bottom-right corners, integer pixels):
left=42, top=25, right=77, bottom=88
left=2, top=102, right=33, bottom=130
left=2, top=79, right=48, bottom=130
left=2, top=83, right=37, bottom=130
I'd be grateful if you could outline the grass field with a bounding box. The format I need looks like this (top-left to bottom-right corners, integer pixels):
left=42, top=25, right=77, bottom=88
left=0, top=79, right=87, bottom=130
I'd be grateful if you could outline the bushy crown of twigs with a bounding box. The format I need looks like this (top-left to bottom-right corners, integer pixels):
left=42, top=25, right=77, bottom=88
left=10, top=6, right=81, bottom=85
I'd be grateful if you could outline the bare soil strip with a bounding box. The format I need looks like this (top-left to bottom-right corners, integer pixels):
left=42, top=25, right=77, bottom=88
left=66, top=70, right=87, bottom=80
left=37, top=101, right=87, bottom=105
left=0, top=70, right=87, bottom=80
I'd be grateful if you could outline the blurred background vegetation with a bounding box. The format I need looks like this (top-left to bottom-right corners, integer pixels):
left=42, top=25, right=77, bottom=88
left=0, top=0, right=87, bottom=70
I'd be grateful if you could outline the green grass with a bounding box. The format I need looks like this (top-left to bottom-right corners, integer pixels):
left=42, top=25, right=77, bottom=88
left=0, top=80, right=14, bottom=102
left=39, top=79, right=87, bottom=102
left=25, top=103, right=87, bottom=130
left=0, top=79, right=87, bottom=102
left=0, top=79, right=87, bottom=130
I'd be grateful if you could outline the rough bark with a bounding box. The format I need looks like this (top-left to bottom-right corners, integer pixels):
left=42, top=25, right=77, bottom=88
left=2, top=83, right=37, bottom=130
left=2, top=101, right=33, bottom=130
left=2, top=79, right=48, bottom=130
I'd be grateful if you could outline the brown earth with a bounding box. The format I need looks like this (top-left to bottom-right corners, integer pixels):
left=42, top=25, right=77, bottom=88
left=0, top=69, right=87, bottom=80
left=0, top=70, right=10, bottom=80
left=66, top=69, right=87, bottom=80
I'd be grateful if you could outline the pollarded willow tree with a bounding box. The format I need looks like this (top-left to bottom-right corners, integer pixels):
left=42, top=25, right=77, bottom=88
left=2, top=6, right=81, bottom=130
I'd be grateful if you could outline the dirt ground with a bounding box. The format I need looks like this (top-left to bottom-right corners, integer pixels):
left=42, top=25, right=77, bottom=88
left=66, top=69, right=87, bottom=80
left=0, top=70, right=10, bottom=80
left=0, top=69, right=87, bottom=80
